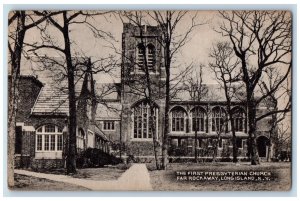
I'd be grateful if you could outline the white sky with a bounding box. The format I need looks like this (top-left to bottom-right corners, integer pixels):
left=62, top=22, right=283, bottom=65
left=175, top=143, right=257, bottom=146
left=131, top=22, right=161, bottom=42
left=21, top=11, right=222, bottom=84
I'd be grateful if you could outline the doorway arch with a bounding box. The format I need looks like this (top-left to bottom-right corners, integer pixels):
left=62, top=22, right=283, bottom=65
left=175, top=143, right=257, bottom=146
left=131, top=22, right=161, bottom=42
left=257, top=136, right=269, bottom=157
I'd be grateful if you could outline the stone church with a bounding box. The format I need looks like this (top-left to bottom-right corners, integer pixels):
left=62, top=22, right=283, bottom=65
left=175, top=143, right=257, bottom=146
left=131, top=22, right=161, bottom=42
left=12, top=23, right=273, bottom=169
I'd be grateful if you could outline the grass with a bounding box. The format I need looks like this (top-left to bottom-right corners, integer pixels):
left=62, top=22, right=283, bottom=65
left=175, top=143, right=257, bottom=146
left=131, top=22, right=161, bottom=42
left=13, top=163, right=131, bottom=190
left=73, top=164, right=130, bottom=181
left=148, top=162, right=291, bottom=191
left=13, top=174, right=89, bottom=191
left=29, top=163, right=131, bottom=181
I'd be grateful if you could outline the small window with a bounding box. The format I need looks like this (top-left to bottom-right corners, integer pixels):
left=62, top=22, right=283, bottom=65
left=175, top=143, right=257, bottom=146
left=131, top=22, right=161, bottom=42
left=103, top=121, right=115, bottom=131
left=15, top=126, right=22, bottom=154
left=237, top=139, right=243, bottom=149
left=218, top=139, right=223, bottom=148
left=242, top=140, right=247, bottom=149
left=187, top=138, right=194, bottom=147
left=208, top=139, right=213, bottom=147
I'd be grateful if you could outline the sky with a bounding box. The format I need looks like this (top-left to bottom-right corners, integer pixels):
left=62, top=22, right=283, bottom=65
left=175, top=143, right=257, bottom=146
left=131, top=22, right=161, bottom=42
left=20, top=11, right=222, bottom=84
left=18, top=10, right=291, bottom=114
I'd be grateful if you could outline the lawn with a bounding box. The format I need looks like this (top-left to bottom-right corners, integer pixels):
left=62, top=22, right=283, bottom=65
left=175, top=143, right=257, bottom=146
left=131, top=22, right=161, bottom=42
left=72, top=164, right=130, bottom=181
left=13, top=164, right=131, bottom=190
left=13, top=174, right=89, bottom=191
left=148, top=162, right=291, bottom=191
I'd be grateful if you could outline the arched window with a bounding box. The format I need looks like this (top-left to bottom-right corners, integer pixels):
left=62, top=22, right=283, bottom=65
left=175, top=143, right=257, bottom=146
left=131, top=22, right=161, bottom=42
left=147, top=44, right=155, bottom=70
left=171, top=107, right=186, bottom=132
left=36, top=124, right=63, bottom=152
left=232, top=107, right=245, bottom=132
left=137, top=43, right=145, bottom=70
left=77, top=128, right=85, bottom=151
left=191, top=107, right=207, bottom=132
left=132, top=101, right=158, bottom=139
left=136, top=43, right=156, bottom=72
left=212, top=107, right=228, bottom=133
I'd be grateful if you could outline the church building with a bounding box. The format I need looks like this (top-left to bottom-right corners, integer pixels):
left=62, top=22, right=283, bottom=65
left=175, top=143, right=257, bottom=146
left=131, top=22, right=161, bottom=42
left=12, top=23, right=273, bottom=169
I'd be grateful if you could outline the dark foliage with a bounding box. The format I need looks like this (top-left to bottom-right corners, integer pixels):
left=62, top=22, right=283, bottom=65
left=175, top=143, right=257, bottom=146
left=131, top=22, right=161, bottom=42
left=76, top=148, right=122, bottom=168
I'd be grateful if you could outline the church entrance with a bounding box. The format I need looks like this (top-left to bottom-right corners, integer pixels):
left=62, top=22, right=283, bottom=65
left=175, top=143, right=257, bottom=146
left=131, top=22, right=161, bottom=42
left=257, top=136, right=269, bottom=158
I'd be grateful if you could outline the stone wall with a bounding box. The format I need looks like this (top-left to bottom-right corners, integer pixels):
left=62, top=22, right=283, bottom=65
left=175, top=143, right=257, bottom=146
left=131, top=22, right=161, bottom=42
left=31, top=158, right=64, bottom=170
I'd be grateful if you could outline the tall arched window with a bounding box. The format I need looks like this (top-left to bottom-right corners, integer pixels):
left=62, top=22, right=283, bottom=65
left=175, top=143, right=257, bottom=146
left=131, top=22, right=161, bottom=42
left=232, top=107, right=245, bottom=132
left=171, top=107, right=186, bottom=132
left=36, top=124, right=63, bottom=152
left=191, top=107, right=207, bottom=132
left=147, top=43, right=155, bottom=70
left=212, top=107, right=228, bottom=133
left=133, top=101, right=158, bottom=139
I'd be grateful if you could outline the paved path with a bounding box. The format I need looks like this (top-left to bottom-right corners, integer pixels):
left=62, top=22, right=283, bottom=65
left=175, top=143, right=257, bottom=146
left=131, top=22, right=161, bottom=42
left=14, top=164, right=153, bottom=191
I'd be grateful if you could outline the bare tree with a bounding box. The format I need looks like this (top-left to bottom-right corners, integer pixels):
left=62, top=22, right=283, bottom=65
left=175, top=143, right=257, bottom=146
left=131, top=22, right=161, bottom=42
left=119, top=11, right=163, bottom=169
left=147, top=11, right=206, bottom=169
left=27, top=10, right=114, bottom=174
left=218, top=11, right=291, bottom=165
left=182, top=64, right=208, bottom=162
left=7, top=10, right=61, bottom=187
left=274, top=122, right=291, bottom=161
left=258, top=67, right=291, bottom=161
left=209, top=41, right=242, bottom=163
left=110, top=11, right=197, bottom=169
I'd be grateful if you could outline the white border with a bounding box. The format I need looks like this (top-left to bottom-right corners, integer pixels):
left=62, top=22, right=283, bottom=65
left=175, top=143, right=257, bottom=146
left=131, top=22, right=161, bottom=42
left=1, top=1, right=299, bottom=200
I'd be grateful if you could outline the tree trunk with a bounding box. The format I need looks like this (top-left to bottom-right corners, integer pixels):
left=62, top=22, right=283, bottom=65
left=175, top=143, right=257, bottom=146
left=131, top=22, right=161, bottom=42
left=63, top=12, right=77, bottom=174
left=229, top=115, right=238, bottom=163
left=8, top=79, right=17, bottom=188
left=194, top=132, right=198, bottom=163
left=194, top=121, right=198, bottom=163
left=247, top=102, right=260, bottom=165
left=149, top=104, right=160, bottom=169
left=224, top=87, right=238, bottom=163
left=162, top=57, right=170, bottom=170
left=8, top=11, right=26, bottom=188
left=267, top=126, right=275, bottom=162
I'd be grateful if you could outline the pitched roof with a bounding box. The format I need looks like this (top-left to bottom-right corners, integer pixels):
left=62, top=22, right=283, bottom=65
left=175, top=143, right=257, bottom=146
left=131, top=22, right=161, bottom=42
left=95, top=102, right=122, bottom=120
left=88, top=124, right=109, bottom=141
left=171, top=83, right=247, bottom=102
left=93, top=82, right=122, bottom=120
left=31, top=83, right=69, bottom=115
left=95, top=82, right=121, bottom=101
left=31, top=70, right=84, bottom=115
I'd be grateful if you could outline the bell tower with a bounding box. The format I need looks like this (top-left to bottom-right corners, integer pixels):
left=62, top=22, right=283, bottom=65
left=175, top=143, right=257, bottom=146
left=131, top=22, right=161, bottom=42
left=120, top=23, right=166, bottom=157
left=121, top=23, right=166, bottom=105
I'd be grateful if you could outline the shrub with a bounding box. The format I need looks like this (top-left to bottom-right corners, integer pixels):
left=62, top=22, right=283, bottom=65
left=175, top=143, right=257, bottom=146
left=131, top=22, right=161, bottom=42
left=126, top=154, right=135, bottom=164
left=76, top=148, right=122, bottom=168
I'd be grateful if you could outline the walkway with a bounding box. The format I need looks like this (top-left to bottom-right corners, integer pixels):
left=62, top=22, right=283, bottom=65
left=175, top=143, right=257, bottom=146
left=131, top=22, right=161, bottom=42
left=14, top=164, right=153, bottom=191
